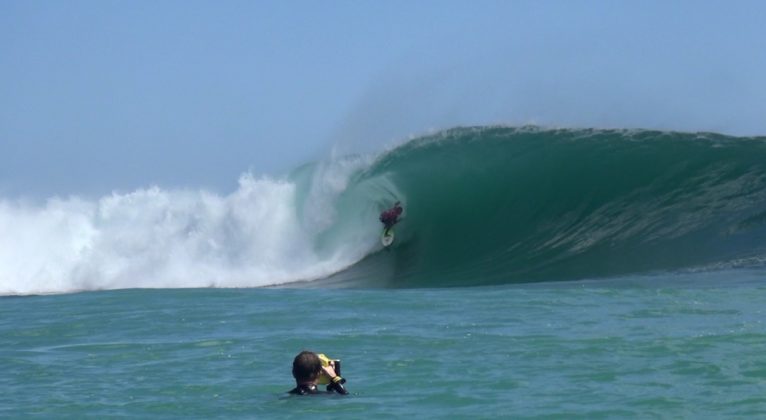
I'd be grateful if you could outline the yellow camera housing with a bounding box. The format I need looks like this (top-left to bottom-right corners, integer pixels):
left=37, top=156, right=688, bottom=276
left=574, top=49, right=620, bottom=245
left=316, top=353, right=339, bottom=385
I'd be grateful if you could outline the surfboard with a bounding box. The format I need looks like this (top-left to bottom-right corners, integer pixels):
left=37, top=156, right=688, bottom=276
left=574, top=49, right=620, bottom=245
left=381, top=228, right=395, bottom=247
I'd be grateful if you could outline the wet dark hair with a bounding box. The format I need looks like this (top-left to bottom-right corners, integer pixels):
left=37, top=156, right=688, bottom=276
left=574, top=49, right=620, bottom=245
left=292, top=351, right=322, bottom=383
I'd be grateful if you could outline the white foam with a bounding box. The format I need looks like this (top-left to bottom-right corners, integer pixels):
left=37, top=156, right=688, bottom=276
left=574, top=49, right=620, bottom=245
left=0, top=169, right=376, bottom=296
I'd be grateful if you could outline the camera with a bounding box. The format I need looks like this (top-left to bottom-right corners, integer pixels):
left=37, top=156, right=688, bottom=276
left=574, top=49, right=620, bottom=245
left=316, top=353, right=348, bottom=394
left=316, top=353, right=342, bottom=384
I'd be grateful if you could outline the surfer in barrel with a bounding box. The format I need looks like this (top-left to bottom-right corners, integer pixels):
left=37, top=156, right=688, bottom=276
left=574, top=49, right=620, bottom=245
left=380, top=201, right=403, bottom=234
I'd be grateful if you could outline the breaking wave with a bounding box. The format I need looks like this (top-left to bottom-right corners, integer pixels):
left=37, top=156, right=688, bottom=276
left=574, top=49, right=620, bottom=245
left=3, top=126, right=766, bottom=294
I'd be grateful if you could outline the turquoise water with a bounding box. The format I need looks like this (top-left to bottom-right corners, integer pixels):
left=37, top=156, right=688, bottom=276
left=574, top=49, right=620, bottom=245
left=3, top=271, right=765, bottom=418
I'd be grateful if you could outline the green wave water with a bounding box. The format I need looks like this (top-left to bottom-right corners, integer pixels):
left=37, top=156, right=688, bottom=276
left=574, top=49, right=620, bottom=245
left=314, top=127, right=766, bottom=287
left=4, top=126, right=764, bottom=295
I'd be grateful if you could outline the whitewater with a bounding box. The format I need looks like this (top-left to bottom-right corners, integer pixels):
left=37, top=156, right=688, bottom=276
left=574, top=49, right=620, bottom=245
left=3, top=126, right=766, bottom=295
left=0, top=161, right=377, bottom=295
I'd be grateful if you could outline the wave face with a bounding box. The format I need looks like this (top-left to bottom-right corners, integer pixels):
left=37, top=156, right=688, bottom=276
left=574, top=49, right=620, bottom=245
left=3, top=126, right=766, bottom=294
left=323, top=127, right=766, bottom=287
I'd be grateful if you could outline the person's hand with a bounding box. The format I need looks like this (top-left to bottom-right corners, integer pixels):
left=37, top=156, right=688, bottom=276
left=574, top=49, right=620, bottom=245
left=321, top=362, right=338, bottom=379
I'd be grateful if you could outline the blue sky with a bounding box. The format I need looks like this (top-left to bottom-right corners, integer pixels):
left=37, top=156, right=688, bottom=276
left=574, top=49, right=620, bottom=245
left=2, top=1, right=765, bottom=197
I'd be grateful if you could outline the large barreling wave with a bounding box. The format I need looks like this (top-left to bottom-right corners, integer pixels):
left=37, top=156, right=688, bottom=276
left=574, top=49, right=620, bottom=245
left=3, top=126, right=766, bottom=294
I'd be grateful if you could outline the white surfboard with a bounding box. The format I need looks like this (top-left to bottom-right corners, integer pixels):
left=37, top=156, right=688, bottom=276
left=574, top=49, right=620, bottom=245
left=381, top=228, right=395, bottom=247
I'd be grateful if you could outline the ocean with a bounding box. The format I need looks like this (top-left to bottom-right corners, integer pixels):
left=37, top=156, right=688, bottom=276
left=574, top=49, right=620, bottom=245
left=2, top=127, right=766, bottom=417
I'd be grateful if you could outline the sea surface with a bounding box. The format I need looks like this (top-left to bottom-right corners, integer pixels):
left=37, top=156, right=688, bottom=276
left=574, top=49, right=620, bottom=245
left=2, top=271, right=766, bottom=418
left=3, top=126, right=766, bottom=417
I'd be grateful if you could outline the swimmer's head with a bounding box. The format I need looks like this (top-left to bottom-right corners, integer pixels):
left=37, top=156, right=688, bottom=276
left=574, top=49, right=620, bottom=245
left=292, top=351, right=322, bottom=384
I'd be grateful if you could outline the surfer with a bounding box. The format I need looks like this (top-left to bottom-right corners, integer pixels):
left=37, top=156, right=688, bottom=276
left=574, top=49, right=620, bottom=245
left=379, top=201, right=403, bottom=233
left=288, top=351, right=348, bottom=395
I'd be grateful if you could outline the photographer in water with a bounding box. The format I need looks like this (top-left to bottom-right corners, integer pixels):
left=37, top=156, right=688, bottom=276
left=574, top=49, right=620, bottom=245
left=289, top=351, right=349, bottom=395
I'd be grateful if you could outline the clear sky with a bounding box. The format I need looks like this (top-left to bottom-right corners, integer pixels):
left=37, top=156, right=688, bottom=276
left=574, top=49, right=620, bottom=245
left=2, top=0, right=765, bottom=197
